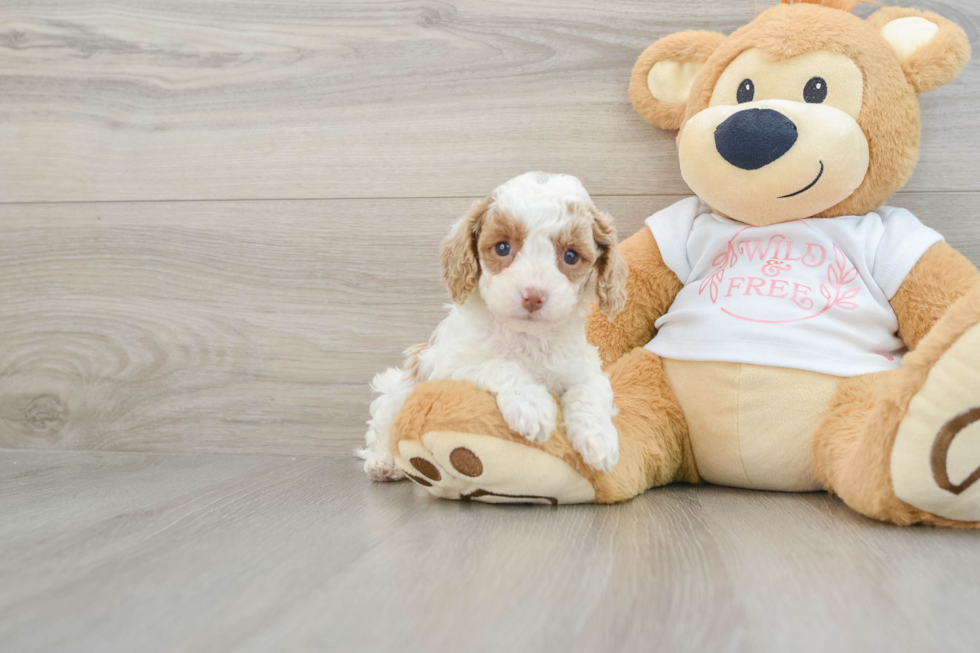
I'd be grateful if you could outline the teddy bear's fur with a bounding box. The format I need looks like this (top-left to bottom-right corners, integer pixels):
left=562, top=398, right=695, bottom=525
left=383, top=0, right=980, bottom=526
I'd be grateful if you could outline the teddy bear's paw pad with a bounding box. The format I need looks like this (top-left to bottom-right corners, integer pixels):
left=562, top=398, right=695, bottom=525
left=396, top=431, right=595, bottom=505
left=892, top=323, right=980, bottom=522
left=393, top=439, right=462, bottom=500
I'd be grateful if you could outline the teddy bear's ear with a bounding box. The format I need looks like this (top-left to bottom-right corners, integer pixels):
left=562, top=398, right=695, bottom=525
left=867, top=7, right=971, bottom=93
left=629, top=31, right=726, bottom=130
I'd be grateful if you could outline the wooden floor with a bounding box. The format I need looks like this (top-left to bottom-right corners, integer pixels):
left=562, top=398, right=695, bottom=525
left=2, top=451, right=979, bottom=653
left=2, top=1, right=980, bottom=651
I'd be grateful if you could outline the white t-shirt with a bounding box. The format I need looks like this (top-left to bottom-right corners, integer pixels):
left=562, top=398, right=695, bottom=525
left=644, top=197, right=943, bottom=376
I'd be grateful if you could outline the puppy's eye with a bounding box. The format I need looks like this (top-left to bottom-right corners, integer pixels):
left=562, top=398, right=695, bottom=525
left=803, top=77, right=827, bottom=103
left=494, top=242, right=511, bottom=256
left=736, top=79, right=754, bottom=104
left=563, top=250, right=580, bottom=265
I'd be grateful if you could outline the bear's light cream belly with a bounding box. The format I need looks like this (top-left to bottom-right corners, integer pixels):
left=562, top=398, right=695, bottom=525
left=662, top=359, right=841, bottom=491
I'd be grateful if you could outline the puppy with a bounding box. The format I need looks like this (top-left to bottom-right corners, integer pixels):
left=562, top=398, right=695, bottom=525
left=358, top=172, right=629, bottom=481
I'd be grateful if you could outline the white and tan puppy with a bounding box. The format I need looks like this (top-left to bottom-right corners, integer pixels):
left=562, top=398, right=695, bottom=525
left=359, top=172, right=629, bottom=481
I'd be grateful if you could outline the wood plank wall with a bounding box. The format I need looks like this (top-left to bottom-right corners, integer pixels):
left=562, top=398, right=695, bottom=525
left=1, top=1, right=978, bottom=455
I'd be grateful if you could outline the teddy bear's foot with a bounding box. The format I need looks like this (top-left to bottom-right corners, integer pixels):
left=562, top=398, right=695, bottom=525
left=389, top=351, right=697, bottom=505
left=395, top=431, right=596, bottom=505
left=891, top=322, right=980, bottom=522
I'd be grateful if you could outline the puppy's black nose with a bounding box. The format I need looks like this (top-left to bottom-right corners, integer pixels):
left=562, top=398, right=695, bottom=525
left=714, top=108, right=798, bottom=170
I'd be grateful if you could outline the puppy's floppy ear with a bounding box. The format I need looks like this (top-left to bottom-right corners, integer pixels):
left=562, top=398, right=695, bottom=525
left=868, top=7, right=971, bottom=93
left=441, top=197, right=491, bottom=304
left=629, top=31, right=726, bottom=130
left=591, top=209, right=628, bottom=318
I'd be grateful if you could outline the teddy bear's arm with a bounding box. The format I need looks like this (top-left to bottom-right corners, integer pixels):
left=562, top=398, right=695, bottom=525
left=586, top=226, right=683, bottom=367
left=890, top=241, right=980, bottom=349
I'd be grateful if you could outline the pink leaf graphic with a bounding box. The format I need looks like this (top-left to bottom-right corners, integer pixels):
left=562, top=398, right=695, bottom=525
left=837, top=301, right=858, bottom=310
left=820, top=284, right=831, bottom=300
left=828, top=264, right=839, bottom=285
left=834, top=245, right=846, bottom=269
left=709, top=281, right=718, bottom=303
left=841, top=268, right=858, bottom=284
left=841, top=287, right=860, bottom=300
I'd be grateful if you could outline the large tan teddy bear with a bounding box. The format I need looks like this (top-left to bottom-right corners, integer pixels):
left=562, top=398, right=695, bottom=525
left=386, top=0, right=980, bottom=527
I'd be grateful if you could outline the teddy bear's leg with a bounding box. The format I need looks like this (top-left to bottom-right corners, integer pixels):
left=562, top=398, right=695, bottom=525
left=813, top=288, right=980, bottom=527
left=389, top=347, right=697, bottom=504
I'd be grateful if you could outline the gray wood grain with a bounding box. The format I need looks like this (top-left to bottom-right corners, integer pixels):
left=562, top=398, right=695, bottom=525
left=0, top=451, right=978, bottom=653
left=0, top=0, right=977, bottom=202
left=1, top=193, right=976, bottom=455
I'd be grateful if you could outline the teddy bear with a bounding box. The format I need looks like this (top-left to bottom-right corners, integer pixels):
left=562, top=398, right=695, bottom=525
left=383, top=0, right=980, bottom=526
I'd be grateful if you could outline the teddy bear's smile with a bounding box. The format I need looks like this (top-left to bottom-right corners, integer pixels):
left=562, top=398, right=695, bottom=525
left=777, top=160, right=824, bottom=199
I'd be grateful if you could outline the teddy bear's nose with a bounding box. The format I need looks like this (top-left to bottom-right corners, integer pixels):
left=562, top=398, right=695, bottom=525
left=714, top=108, right=798, bottom=170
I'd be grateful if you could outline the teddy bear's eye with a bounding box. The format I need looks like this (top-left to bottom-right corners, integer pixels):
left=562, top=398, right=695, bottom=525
left=736, top=78, right=755, bottom=103
left=804, top=77, right=828, bottom=103
left=494, top=242, right=511, bottom=256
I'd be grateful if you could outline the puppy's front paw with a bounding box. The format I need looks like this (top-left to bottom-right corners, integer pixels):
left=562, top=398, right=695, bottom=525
left=497, top=384, right=557, bottom=443
left=360, top=448, right=406, bottom=482
left=565, top=409, right=620, bottom=472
